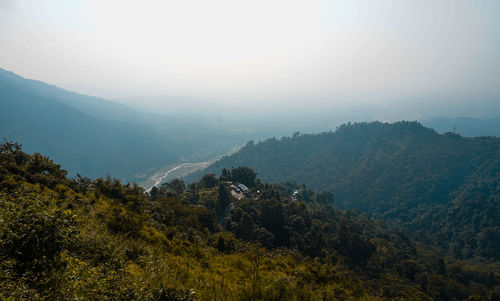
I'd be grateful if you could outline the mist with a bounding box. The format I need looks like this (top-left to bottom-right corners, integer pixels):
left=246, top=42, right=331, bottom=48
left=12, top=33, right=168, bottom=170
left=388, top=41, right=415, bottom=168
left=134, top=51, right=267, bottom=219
left=1, top=0, right=499, bottom=120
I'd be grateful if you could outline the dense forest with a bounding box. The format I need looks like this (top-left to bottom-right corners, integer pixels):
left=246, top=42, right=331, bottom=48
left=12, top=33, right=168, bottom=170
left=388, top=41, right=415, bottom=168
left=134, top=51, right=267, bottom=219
left=1, top=141, right=499, bottom=300
left=189, top=121, right=500, bottom=261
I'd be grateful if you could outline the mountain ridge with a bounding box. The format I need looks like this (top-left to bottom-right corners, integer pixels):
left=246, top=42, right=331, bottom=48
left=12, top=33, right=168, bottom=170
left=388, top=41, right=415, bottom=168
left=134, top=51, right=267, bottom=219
left=188, top=121, right=500, bottom=259
left=0, top=67, right=178, bottom=180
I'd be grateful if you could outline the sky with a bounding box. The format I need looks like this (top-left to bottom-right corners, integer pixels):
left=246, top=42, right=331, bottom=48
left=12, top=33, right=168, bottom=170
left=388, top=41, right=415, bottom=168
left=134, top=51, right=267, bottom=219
left=1, top=0, right=499, bottom=114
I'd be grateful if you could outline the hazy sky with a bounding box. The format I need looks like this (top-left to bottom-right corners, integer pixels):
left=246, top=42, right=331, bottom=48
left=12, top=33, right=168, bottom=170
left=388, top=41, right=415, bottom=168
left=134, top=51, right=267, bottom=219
left=1, top=0, right=499, bottom=109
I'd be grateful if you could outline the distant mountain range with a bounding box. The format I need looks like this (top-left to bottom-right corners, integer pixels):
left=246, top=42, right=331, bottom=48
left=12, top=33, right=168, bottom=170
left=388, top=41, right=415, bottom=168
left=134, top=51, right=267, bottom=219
left=0, top=68, right=177, bottom=180
left=1, top=68, right=297, bottom=181
left=2, top=66, right=499, bottom=182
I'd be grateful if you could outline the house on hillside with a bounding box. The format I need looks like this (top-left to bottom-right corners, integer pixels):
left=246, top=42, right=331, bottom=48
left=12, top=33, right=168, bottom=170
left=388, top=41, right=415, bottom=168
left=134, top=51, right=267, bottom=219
left=237, top=183, right=249, bottom=194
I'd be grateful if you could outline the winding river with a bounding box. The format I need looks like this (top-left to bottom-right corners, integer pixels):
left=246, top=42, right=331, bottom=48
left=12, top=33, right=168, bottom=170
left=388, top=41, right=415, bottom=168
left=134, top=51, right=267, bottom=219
left=144, top=161, right=212, bottom=193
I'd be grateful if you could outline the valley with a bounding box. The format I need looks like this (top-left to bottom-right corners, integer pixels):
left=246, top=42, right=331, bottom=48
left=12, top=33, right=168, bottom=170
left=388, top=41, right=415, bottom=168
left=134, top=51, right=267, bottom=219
left=1, top=1, right=499, bottom=299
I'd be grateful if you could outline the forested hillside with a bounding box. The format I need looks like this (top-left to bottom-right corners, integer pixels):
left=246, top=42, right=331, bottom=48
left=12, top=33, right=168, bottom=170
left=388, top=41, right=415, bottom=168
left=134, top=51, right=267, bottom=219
left=191, top=121, right=500, bottom=260
left=1, top=142, right=499, bottom=300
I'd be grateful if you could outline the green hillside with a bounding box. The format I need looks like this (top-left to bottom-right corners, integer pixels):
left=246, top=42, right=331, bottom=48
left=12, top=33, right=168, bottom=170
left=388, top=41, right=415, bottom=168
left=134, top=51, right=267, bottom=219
left=2, top=142, right=499, bottom=300
left=190, top=121, right=500, bottom=260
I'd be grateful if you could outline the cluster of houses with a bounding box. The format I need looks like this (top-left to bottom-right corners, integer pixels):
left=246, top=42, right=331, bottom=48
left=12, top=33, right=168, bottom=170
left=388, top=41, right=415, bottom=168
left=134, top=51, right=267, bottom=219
left=228, top=183, right=300, bottom=202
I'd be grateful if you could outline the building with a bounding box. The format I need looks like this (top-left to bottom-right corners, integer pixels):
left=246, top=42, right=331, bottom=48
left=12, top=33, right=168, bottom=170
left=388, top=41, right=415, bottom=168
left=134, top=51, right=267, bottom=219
left=237, top=183, right=249, bottom=194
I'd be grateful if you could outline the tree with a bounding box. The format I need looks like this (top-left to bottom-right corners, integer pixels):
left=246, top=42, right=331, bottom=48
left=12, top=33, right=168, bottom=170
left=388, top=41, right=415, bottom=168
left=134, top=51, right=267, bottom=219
left=238, top=212, right=256, bottom=240
left=166, top=179, right=186, bottom=195
left=219, top=168, right=230, bottom=181
left=198, top=174, right=218, bottom=189
left=312, top=190, right=334, bottom=204
left=74, top=174, right=92, bottom=194
left=150, top=186, right=159, bottom=199
left=230, top=166, right=257, bottom=187
left=216, top=183, right=231, bottom=219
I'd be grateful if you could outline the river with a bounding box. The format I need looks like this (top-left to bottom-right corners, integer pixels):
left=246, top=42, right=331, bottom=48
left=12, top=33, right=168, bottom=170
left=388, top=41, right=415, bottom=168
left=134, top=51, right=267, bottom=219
left=144, top=161, right=212, bottom=193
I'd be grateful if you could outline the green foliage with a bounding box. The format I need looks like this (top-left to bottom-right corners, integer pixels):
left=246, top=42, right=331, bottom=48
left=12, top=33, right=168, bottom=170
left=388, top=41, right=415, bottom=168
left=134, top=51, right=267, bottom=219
left=0, top=142, right=498, bottom=300
left=227, top=166, right=257, bottom=187
left=195, top=121, right=500, bottom=260
left=216, top=183, right=231, bottom=219
left=198, top=173, right=219, bottom=189
left=0, top=191, right=76, bottom=298
left=164, top=179, right=186, bottom=195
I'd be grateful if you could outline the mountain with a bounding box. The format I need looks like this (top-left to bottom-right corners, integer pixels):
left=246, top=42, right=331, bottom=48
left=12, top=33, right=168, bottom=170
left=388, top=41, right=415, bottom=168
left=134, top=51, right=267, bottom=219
left=423, top=116, right=500, bottom=137
left=0, top=68, right=143, bottom=122
left=0, top=68, right=300, bottom=181
left=1, top=142, right=498, bottom=300
left=0, top=68, right=177, bottom=180
left=190, top=121, right=500, bottom=259
left=191, top=121, right=499, bottom=210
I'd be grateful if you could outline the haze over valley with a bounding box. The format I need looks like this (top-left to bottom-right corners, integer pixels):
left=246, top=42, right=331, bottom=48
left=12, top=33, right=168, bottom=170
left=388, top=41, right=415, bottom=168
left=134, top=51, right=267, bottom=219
left=1, top=1, right=499, bottom=300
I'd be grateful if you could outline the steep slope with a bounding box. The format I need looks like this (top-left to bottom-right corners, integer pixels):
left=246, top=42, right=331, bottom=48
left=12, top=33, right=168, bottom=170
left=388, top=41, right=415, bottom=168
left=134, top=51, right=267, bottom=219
left=0, top=68, right=177, bottom=180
